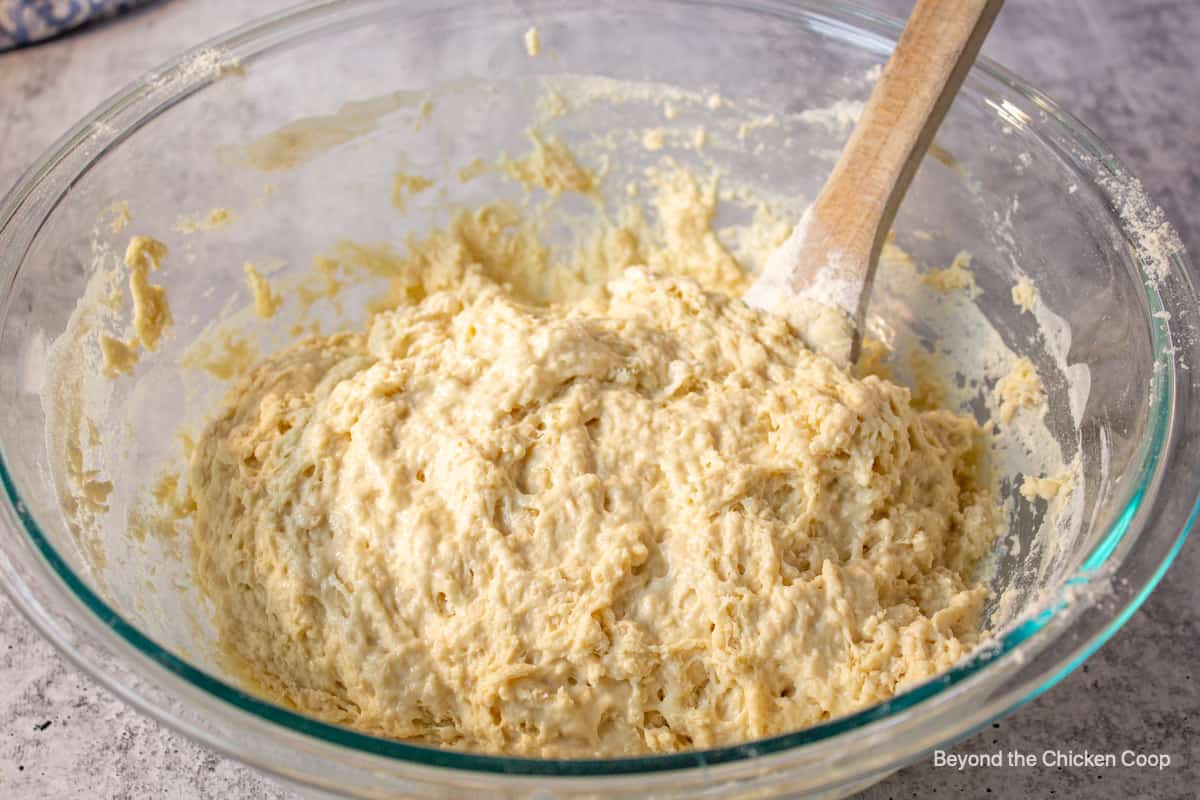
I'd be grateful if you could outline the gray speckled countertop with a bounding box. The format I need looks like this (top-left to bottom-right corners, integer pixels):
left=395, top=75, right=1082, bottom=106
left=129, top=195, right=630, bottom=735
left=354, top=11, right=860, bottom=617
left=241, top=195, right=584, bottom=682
left=1, top=1, right=1197, bottom=797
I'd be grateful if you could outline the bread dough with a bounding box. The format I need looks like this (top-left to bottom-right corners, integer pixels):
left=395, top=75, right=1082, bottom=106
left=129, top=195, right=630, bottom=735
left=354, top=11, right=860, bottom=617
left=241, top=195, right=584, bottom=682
left=190, top=263, right=998, bottom=756
left=390, top=170, right=433, bottom=213
left=502, top=134, right=597, bottom=199
left=1020, top=472, right=1073, bottom=502
left=923, top=250, right=978, bottom=295
left=243, top=262, right=281, bottom=319
left=99, top=235, right=171, bottom=376
left=524, top=26, right=540, bottom=57
left=176, top=207, right=232, bottom=234
left=125, top=235, right=171, bottom=350
left=995, top=356, right=1045, bottom=425
left=1011, top=278, right=1036, bottom=313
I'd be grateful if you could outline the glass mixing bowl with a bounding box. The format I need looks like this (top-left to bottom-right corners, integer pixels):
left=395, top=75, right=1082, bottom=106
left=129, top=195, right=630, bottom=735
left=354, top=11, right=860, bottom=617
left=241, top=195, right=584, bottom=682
left=1, top=1, right=1197, bottom=797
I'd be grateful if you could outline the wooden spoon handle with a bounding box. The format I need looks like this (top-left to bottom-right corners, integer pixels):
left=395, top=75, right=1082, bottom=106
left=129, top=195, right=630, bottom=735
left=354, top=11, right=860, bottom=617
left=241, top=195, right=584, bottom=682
left=799, top=0, right=1003, bottom=330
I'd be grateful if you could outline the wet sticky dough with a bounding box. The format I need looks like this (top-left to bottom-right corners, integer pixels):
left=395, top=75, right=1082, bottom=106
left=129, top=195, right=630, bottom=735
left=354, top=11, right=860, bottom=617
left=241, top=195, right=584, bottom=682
left=188, top=161, right=1002, bottom=755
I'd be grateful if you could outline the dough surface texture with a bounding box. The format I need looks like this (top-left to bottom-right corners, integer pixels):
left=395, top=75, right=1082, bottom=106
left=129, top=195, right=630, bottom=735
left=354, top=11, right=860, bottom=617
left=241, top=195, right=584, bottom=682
left=191, top=263, right=996, bottom=756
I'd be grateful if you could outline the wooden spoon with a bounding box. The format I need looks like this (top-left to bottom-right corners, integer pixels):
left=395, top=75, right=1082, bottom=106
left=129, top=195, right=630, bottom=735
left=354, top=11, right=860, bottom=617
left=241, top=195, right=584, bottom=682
left=744, top=0, right=1004, bottom=366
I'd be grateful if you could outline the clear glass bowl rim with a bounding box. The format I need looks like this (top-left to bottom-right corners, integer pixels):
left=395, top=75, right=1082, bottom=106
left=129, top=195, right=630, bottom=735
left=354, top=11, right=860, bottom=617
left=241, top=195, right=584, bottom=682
left=0, top=0, right=1196, bottom=785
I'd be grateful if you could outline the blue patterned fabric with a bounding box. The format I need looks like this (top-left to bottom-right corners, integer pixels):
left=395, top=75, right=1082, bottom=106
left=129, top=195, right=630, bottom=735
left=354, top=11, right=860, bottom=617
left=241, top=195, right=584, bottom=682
left=1, top=0, right=154, bottom=51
